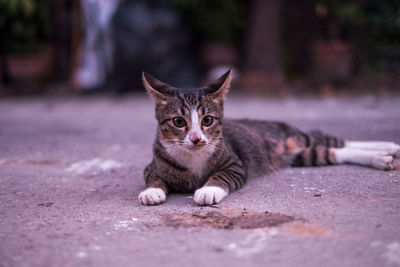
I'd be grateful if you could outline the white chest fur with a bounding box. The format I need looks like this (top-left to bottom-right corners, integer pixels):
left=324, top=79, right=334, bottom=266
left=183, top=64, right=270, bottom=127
left=165, top=145, right=214, bottom=176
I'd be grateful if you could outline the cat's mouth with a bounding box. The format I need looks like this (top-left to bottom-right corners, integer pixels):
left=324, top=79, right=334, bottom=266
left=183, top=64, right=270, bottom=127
left=183, top=143, right=207, bottom=151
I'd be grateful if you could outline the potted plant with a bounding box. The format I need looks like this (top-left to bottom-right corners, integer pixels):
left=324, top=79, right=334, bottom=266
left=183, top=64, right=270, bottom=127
left=311, top=0, right=361, bottom=84
left=352, top=1, right=400, bottom=77
left=0, top=0, right=53, bottom=86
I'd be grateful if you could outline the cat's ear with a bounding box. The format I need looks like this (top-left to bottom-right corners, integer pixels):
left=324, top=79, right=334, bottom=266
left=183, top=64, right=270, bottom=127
left=204, top=68, right=232, bottom=104
left=142, top=72, right=175, bottom=105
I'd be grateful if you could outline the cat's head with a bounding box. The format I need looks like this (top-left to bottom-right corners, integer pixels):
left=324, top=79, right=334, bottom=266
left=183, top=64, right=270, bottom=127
left=142, top=69, right=232, bottom=153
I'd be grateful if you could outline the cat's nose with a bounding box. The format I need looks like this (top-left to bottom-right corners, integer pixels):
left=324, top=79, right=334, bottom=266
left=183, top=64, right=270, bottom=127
left=189, top=133, right=201, bottom=145
left=192, top=138, right=201, bottom=145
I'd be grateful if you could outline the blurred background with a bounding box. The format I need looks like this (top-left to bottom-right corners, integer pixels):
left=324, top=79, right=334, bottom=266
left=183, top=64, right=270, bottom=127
left=1, top=0, right=399, bottom=96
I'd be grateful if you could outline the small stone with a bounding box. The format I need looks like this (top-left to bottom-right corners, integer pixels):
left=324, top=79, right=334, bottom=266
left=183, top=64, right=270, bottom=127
left=215, top=247, right=223, bottom=252
left=38, top=203, right=53, bottom=207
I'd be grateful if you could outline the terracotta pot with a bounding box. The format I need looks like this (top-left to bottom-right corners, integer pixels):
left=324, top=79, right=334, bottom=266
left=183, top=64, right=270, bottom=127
left=6, top=45, right=53, bottom=83
left=312, top=40, right=353, bottom=83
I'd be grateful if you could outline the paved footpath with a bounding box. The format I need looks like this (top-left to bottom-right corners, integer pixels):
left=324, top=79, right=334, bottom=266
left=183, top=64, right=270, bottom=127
left=1, top=95, right=400, bottom=267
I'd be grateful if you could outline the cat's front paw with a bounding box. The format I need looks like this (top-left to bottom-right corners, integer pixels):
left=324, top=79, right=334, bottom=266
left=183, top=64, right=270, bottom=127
left=194, top=186, right=228, bottom=206
left=138, top=188, right=166, bottom=205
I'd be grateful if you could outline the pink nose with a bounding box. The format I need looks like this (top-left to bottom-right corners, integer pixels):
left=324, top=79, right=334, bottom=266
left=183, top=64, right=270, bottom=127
left=189, top=133, right=201, bottom=145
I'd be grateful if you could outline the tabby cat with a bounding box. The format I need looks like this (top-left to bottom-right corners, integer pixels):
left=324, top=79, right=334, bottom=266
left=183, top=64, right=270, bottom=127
left=139, top=69, right=399, bottom=206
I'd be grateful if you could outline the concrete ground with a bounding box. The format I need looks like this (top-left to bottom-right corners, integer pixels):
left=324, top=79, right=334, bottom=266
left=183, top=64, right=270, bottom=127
left=0, top=95, right=400, bottom=267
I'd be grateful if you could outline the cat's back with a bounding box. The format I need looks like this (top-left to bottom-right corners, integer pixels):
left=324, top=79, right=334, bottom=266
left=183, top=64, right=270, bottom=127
left=222, top=118, right=291, bottom=175
left=222, top=118, right=291, bottom=141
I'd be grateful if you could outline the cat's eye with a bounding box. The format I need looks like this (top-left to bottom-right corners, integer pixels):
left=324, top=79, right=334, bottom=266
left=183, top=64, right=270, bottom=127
left=201, top=116, right=214, bottom=126
left=172, top=117, right=187, bottom=128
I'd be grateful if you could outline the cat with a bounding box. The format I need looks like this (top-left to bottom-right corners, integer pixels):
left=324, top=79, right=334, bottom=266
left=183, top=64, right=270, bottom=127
left=139, top=69, right=400, bottom=206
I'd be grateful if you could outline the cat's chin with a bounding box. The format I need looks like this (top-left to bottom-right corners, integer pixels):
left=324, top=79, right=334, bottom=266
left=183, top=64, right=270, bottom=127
left=184, top=145, right=204, bottom=152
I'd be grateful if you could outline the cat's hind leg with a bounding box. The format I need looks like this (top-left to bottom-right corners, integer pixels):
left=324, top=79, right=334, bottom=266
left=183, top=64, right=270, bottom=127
left=345, top=141, right=400, bottom=158
left=331, top=147, right=395, bottom=170
left=290, top=145, right=395, bottom=170
left=287, top=129, right=398, bottom=170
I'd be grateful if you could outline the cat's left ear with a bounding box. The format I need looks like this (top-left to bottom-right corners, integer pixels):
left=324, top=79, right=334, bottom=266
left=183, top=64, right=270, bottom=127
left=204, top=68, right=233, bottom=104
left=142, top=72, right=175, bottom=105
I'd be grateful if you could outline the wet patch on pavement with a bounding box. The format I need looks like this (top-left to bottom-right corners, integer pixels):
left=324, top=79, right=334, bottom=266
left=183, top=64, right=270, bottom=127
left=163, top=208, right=296, bottom=229
left=281, top=221, right=332, bottom=236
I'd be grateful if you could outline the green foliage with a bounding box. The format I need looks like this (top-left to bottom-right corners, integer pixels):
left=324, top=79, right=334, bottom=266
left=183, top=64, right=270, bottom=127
left=334, top=3, right=364, bottom=26
left=0, top=0, right=53, bottom=53
left=313, top=0, right=400, bottom=73
left=361, top=0, right=400, bottom=47
left=314, top=0, right=400, bottom=47
left=168, top=0, right=244, bottom=42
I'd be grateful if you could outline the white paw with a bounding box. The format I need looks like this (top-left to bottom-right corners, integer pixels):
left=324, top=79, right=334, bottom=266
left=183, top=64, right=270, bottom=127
left=345, top=141, right=400, bottom=157
left=138, top=188, right=166, bottom=205
left=372, top=155, right=394, bottom=171
left=194, top=186, right=228, bottom=206
left=374, top=142, right=400, bottom=158
left=386, top=143, right=400, bottom=158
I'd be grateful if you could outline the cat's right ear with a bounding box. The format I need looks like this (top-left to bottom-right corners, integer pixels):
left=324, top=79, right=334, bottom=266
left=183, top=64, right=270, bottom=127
left=142, top=72, right=174, bottom=105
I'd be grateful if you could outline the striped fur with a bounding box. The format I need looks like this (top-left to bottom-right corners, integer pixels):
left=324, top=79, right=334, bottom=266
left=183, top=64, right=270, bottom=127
left=139, top=69, right=397, bottom=206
